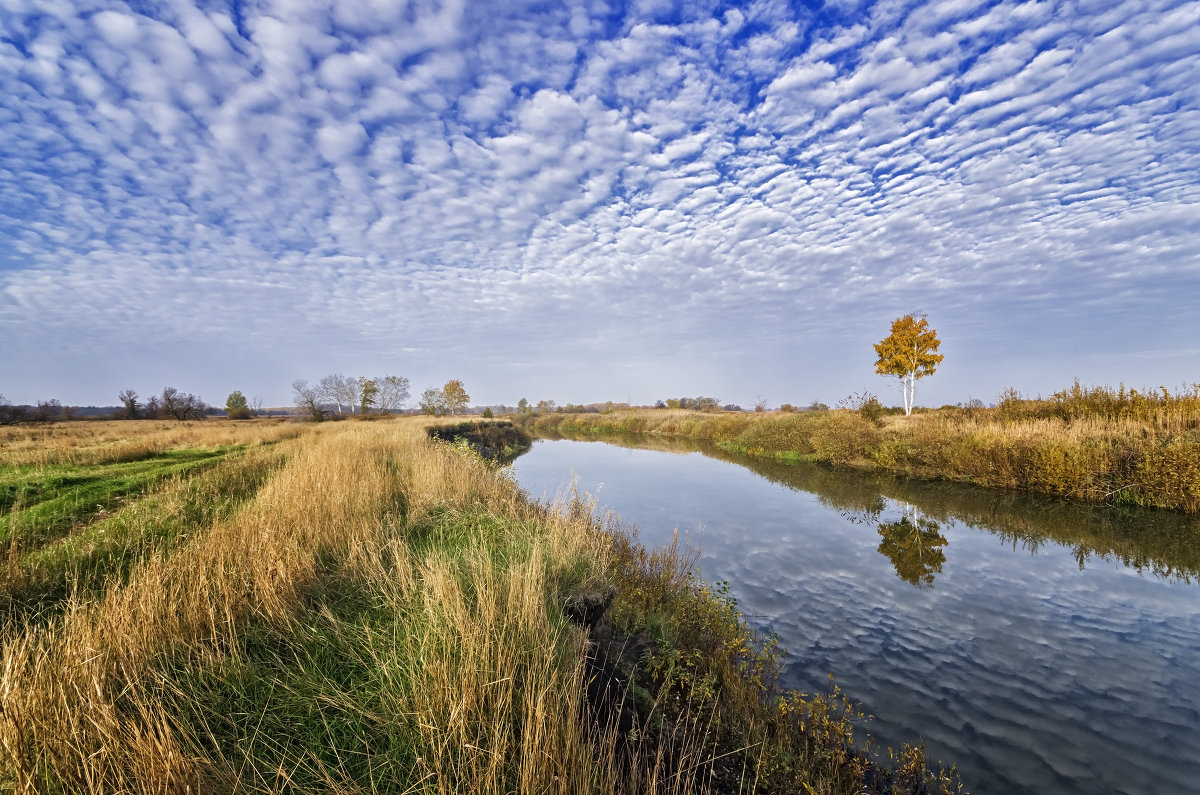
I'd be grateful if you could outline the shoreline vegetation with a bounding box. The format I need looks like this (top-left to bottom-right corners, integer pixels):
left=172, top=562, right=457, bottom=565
left=514, top=382, right=1200, bottom=514
left=1, top=417, right=962, bottom=793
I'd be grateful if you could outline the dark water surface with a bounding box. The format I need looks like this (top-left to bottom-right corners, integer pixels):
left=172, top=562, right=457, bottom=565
left=510, top=435, right=1200, bottom=795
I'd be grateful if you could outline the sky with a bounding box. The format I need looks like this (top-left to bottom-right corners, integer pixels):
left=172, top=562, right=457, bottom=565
left=1, top=0, right=1198, bottom=410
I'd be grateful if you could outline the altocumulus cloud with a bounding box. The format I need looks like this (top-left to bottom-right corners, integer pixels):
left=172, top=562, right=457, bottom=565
left=1, top=0, right=1198, bottom=407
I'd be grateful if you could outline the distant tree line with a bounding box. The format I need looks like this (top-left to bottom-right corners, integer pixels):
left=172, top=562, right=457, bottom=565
left=653, top=396, right=722, bottom=411
left=513, top=399, right=634, bottom=415
left=0, top=395, right=73, bottom=425
left=293, top=373, right=411, bottom=421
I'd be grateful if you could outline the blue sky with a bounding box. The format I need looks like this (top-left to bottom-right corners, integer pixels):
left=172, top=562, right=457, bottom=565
left=2, top=0, right=1198, bottom=410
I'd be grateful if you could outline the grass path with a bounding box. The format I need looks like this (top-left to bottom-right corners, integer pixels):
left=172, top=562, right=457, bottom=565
left=2, top=446, right=246, bottom=547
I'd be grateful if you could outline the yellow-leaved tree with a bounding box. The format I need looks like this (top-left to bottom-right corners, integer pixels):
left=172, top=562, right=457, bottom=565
left=441, top=379, right=470, bottom=415
left=874, top=313, right=944, bottom=416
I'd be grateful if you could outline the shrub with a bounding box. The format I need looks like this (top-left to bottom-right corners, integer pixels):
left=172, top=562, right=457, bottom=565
left=810, top=414, right=879, bottom=467
left=1134, top=438, right=1200, bottom=511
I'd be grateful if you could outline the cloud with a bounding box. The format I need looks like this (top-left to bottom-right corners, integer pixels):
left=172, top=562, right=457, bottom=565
left=0, top=0, right=1197, bottom=407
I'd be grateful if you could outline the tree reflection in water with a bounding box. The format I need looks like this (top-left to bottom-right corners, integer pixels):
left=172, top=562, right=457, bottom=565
left=876, top=506, right=949, bottom=588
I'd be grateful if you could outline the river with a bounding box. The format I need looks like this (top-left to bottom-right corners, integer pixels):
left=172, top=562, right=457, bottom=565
left=509, top=434, right=1200, bottom=795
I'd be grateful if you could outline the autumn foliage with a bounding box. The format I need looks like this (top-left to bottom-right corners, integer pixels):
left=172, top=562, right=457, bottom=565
left=874, top=314, right=944, bottom=415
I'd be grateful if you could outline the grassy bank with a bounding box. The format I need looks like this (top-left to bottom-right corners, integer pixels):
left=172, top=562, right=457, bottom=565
left=1, top=418, right=960, bottom=793
left=517, top=383, right=1200, bottom=513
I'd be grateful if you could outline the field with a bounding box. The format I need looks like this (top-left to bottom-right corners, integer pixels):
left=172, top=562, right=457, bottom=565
left=519, top=383, right=1200, bottom=513
left=0, top=417, right=961, bottom=793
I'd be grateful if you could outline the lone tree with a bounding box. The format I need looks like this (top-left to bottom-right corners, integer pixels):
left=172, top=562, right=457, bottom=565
left=874, top=313, right=944, bottom=416
left=225, top=390, right=251, bottom=420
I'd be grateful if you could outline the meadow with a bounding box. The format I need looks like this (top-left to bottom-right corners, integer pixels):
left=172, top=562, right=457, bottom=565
left=0, top=417, right=960, bottom=793
left=519, top=382, right=1200, bottom=513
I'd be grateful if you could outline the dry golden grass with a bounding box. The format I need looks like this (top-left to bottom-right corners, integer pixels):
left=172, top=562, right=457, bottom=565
left=0, top=419, right=635, bottom=793
left=0, top=418, right=305, bottom=467
left=1, top=416, right=962, bottom=793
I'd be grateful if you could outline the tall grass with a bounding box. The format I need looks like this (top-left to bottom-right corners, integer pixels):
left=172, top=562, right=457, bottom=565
left=999, top=379, right=1200, bottom=431
left=519, top=383, right=1200, bottom=513
left=0, top=420, right=615, bottom=792
left=2, top=443, right=293, bottom=628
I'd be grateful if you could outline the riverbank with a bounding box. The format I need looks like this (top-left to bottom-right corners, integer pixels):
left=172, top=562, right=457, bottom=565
left=516, top=393, right=1200, bottom=513
left=1, top=418, right=961, bottom=793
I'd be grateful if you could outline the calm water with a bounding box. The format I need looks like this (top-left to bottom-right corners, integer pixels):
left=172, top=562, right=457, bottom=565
left=510, top=435, right=1200, bottom=795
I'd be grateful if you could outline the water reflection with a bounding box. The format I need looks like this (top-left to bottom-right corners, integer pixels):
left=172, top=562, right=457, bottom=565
left=532, top=430, right=1200, bottom=583
left=877, top=507, right=948, bottom=588
left=512, top=433, right=1200, bottom=795
left=837, top=497, right=949, bottom=587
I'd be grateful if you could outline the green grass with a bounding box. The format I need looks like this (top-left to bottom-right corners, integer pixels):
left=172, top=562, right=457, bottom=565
left=1, top=446, right=245, bottom=549
left=127, top=502, right=601, bottom=792
left=2, top=445, right=289, bottom=626
left=150, top=569, right=423, bottom=792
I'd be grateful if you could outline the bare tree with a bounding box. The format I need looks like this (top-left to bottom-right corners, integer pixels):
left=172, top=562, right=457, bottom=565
left=0, top=397, right=65, bottom=425
left=251, top=395, right=265, bottom=417
left=159, top=387, right=207, bottom=421
left=375, top=375, right=410, bottom=414
left=33, top=400, right=65, bottom=423
left=293, top=379, right=329, bottom=421
left=316, top=374, right=341, bottom=413
left=338, top=375, right=361, bottom=414
left=316, top=373, right=360, bottom=414
left=0, top=395, right=28, bottom=426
